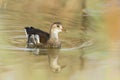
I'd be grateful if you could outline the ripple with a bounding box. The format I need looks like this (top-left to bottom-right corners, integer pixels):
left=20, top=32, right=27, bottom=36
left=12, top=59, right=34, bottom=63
left=0, top=29, right=92, bottom=52
left=5, top=39, right=93, bottom=53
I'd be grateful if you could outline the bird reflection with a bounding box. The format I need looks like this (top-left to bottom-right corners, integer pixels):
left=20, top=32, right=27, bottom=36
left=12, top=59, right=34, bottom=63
left=48, top=49, right=62, bottom=72
left=30, top=48, right=65, bottom=72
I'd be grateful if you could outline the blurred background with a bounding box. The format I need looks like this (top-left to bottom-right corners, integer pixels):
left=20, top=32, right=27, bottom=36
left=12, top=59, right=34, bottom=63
left=0, top=0, right=120, bottom=80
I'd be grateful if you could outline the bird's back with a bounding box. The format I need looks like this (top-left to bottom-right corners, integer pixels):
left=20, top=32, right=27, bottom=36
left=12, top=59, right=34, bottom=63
left=25, top=27, right=50, bottom=44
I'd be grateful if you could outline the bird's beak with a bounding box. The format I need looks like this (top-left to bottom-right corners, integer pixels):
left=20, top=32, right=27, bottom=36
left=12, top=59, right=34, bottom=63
left=62, top=27, right=66, bottom=32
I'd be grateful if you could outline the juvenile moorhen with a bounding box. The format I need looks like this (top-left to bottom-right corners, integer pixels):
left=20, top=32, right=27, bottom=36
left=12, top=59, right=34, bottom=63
left=24, top=22, right=64, bottom=48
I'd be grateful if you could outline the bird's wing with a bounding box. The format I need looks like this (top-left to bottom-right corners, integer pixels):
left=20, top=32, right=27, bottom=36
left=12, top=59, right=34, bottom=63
left=24, top=27, right=50, bottom=43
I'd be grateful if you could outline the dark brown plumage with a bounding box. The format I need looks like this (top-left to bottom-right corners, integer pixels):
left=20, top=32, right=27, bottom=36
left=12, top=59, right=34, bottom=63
left=25, top=27, right=49, bottom=43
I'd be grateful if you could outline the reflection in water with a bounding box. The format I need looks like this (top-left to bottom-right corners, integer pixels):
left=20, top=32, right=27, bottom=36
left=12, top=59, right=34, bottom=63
left=31, top=47, right=85, bottom=72
left=48, top=49, right=64, bottom=72
left=31, top=48, right=65, bottom=73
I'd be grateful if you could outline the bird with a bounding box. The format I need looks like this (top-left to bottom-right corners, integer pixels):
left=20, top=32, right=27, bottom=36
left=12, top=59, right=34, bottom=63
left=24, top=22, right=65, bottom=48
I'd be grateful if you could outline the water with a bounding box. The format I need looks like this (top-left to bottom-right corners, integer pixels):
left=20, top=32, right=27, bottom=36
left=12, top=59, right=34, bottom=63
left=0, top=14, right=105, bottom=80
left=0, top=0, right=120, bottom=80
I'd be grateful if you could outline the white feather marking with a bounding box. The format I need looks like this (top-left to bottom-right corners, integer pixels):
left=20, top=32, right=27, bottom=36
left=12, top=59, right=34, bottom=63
left=35, top=34, right=40, bottom=44
left=30, top=34, right=36, bottom=44
left=24, top=29, right=28, bottom=38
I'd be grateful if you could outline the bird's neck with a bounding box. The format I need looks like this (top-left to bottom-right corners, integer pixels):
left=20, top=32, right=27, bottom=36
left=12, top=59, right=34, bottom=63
left=49, top=30, right=59, bottom=41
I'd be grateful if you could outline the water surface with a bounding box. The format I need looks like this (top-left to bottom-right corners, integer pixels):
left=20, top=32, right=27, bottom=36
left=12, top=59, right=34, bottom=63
left=0, top=0, right=120, bottom=80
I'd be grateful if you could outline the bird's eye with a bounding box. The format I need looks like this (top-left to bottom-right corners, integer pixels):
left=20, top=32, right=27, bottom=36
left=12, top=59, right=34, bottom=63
left=57, top=25, right=59, bottom=27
